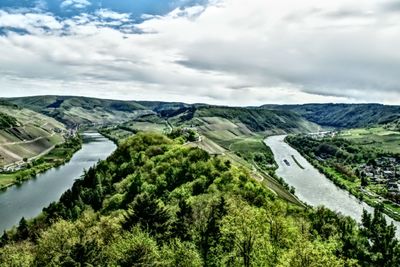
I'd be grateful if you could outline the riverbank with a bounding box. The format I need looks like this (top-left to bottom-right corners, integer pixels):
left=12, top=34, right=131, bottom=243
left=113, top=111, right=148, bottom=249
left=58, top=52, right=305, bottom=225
left=0, top=136, right=82, bottom=191
left=265, top=135, right=400, bottom=237
left=285, top=135, right=400, bottom=222
left=0, top=132, right=116, bottom=233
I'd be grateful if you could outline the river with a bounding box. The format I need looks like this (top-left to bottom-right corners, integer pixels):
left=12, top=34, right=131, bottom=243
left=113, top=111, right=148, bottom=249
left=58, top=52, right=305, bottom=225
left=0, top=132, right=116, bottom=233
left=265, top=135, right=400, bottom=236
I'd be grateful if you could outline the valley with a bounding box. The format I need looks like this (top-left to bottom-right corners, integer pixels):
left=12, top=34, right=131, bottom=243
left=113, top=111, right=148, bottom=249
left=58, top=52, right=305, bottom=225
left=1, top=96, right=400, bottom=266
left=0, top=133, right=115, bottom=233
left=0, top=102, right=82, bottom=189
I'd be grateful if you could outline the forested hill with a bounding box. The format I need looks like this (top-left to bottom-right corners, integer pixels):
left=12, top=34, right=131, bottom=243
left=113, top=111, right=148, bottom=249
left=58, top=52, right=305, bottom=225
left=1, top=132, right=399, bottom=266
left=263, top=103, right=400, bottom=128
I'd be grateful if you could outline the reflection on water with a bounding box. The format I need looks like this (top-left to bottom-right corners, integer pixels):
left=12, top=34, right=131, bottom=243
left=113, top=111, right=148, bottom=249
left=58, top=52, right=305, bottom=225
left=0, top=132, right=116, bottom=233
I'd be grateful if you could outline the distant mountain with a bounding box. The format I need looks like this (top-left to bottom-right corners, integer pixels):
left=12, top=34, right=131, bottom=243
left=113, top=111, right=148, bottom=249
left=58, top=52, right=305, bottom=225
left=7, top=96, right=150, bottom=127
left=151, top=104, right=320, bottom=134
left=7, top=96, right=319, bottom=133
left=263, top=103, right=400, bottom=128
left=193, top=106, right=319, bottom=133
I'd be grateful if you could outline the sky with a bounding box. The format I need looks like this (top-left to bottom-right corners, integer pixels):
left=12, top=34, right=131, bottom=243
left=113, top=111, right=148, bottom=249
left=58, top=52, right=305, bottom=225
left=0, top=0, right=399, bottom=105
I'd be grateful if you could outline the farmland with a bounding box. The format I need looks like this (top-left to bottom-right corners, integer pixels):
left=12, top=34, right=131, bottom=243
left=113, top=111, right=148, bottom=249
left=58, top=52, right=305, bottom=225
left=340, top=127, right=400, bottom=154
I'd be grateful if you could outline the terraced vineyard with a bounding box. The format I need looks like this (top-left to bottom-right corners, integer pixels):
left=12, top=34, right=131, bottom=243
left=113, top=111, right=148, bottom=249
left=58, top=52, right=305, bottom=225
left=0, top=104, right=66, bottom=167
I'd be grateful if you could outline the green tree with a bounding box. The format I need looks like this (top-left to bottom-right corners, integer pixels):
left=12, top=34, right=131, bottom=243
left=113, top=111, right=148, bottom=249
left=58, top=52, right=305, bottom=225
left=361, top=206, right=400, bottom=266
left=124, top=193, right=171, bottom=236
left=16, top=217, right=29, bottom=241
left=160, top=239, right=203, bottom=267
left=104, top=228, right=160, bottom=267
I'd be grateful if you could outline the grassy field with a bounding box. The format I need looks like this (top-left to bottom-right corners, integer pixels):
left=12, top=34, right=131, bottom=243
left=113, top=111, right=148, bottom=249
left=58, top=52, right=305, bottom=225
left=124, top=121, right=168, bottom=132
left=340, top=127, right=400, bottom=153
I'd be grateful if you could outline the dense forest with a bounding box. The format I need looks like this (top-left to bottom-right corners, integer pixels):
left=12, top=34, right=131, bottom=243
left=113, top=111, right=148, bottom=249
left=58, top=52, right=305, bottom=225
left=1, top=132, right=399, bottom=266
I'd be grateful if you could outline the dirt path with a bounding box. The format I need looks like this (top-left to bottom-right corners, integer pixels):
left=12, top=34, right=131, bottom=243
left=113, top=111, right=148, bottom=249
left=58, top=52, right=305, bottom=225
left=0, top=132, right=55, bottom=146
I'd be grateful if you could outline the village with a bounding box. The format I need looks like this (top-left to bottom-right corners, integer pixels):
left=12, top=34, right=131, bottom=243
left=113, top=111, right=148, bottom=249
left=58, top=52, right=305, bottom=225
left=308, top=131, right=338, bottom=139
left=358, top=157, right=400, bottom=196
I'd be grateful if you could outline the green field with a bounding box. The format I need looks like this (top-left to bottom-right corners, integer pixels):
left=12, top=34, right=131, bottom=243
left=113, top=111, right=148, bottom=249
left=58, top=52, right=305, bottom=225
left=124, top=121, right=168, bottom=132
left=340, top=127, right=400, bottom=153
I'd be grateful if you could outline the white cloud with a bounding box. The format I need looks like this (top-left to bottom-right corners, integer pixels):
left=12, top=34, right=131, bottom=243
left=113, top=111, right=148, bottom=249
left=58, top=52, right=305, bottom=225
left=0, top=11, right=62, bottom=34
left=95, top=9, right=131, bottom=21
left=0, top=0, right=400, bottom=105
left=60, top=0, right=91, bottom=9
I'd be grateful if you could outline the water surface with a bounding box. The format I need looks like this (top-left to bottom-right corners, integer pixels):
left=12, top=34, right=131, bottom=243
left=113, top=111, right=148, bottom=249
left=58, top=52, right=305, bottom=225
left=265, top=135, right=400, bottom=236
left=0, top=132, right=116, bottom=233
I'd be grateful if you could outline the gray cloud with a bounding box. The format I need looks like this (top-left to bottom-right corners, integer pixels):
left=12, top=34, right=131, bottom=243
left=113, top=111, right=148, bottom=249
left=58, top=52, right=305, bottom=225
left=0, top=0, right=399, bottom=105
left=380, top=0, right=400, bottom=12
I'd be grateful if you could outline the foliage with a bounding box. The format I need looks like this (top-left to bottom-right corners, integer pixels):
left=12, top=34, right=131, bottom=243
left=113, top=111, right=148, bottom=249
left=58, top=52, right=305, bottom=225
left=1, top=132, right=400, bottom=266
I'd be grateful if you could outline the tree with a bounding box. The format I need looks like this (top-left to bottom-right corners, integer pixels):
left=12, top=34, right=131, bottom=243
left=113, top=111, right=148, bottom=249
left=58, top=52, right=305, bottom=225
left=0, top=231, right=9, bottom=247
left=104, top=228, right=160, bottom=267
left=199, top=196, right=227, bottom=265
left=16, top=217, right=29, bottom=241
left=123, top=193, right=170, bottom=236
left=160, top=239, right=203, bottom=267
left=220, top=199, right=271, bottom=267
left=361, top=206, right=400, bottom=266
left=171, top=199, right=193, bottom=241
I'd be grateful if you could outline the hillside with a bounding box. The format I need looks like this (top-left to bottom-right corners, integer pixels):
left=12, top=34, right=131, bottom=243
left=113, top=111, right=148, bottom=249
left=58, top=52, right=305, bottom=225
left=7, top=96, right=150, bottom=127
left=264, top=103, right=400, bottom=128
left=7, top=96, right=321, bottom=133
left=1, top=132, right=399, bottom=266
left=0, top=103, right=66, bottom=168
left=193, top=106, right=320, bottom=133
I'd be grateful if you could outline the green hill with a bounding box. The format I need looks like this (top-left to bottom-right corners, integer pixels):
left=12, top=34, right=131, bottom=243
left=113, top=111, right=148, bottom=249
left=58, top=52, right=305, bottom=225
left=7, top=96, right=149, bottom=127
left=193, top=106, right=319, bottom=133
left=7, top=96, right=321, bottom=134
left=1, top=132, right=398, bottom=266
left=264, top=103, right=400, bottom=128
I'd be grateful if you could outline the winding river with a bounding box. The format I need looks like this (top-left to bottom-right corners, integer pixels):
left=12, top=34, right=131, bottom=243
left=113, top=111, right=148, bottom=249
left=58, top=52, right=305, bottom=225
left=0, top=132, right=116, bottom=233
left=265, top=135, right=400, bottom=236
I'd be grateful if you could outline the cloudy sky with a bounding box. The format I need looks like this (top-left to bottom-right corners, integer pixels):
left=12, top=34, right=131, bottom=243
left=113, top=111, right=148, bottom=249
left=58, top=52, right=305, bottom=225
left=0, top=0, right=399, bottom=105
